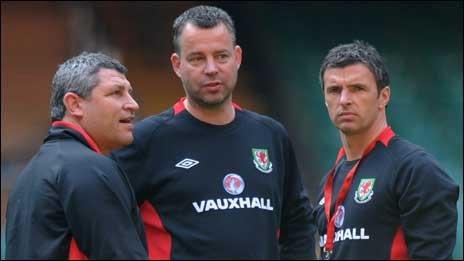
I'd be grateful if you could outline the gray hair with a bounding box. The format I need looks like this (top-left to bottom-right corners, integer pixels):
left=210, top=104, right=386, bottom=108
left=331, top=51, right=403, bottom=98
left=173, top=5, right=236, bottom=54
left=50, top=52, right=127, bottom=121
left=319, top=40, right=390, bottom=93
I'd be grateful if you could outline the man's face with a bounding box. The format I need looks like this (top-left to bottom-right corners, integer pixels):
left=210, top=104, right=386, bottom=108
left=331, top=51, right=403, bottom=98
left=171, top=22, right=242, bottom=108
left=323, top=64, right=390, bottom=135
left=80, top=68, right=139, bottom=153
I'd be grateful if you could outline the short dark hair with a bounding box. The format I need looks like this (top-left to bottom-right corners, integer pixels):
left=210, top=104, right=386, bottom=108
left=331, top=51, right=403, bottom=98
left=50, top=52, right=127, bottom=121
left=319, top=40, right=390, bottom=93
left=172, top=5, right=236, bottom=54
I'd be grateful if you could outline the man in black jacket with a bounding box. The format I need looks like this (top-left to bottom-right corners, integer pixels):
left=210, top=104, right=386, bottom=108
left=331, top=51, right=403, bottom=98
left=5, top=52, right=147, bottom=259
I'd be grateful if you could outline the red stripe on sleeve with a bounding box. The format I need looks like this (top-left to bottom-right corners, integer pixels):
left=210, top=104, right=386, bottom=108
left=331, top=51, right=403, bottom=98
left=68, top=238, right=88, bottom=260
left=140, top=201, right=172, bottom=260
left=390, top=226, right=410, bottom=260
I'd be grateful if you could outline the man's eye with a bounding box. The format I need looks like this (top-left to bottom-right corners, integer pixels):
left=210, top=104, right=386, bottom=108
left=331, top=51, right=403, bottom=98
left=216, top=54, right=229, bottom=62
left=189, top=57, right=203, bottom=63
left=112, top=90, right=122, bottom=96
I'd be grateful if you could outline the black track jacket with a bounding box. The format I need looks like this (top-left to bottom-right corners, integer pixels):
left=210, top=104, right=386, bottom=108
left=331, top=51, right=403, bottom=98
left=5, top=122, right=147, bottom=259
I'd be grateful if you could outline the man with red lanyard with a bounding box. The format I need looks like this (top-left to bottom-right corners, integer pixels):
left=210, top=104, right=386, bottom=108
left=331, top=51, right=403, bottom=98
left=312, top=40, right=459, bottom=260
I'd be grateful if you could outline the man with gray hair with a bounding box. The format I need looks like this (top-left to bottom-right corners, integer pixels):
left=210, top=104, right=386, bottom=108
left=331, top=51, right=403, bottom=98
left=5, top=52, right=147, bottom=259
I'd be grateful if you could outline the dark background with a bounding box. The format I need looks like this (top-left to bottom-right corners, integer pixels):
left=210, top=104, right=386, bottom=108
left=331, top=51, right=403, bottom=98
left=2, top=1, right=462, bottom=258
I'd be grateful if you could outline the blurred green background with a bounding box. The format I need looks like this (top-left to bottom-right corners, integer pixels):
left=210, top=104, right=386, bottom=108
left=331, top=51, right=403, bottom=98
left=2, top=1, right=462, bottom=259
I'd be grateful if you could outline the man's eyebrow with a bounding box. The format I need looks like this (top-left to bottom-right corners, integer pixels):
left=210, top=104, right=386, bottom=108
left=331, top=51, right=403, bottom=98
left=113, top=82, right=133, bottom=92
left=348, top=83, right=368, bottom=88
left=186, top=52, right=203, bottom=57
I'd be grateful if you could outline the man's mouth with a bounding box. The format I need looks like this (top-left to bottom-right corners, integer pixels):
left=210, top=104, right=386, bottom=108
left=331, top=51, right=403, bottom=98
left=203, top=81, right=222, bottom=88
left=119, top=116, right=134, bottom=124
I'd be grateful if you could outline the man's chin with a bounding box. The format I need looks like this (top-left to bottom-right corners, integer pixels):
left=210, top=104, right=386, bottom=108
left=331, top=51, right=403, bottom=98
left=197, top=95, right=229, bottom=108
left=337, top=124, right=359, bottom=135
left=119, top=135, right=134, bottom=147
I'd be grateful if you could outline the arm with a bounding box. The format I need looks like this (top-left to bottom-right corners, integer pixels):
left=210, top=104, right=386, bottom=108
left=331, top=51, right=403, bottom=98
left=279, top=138, right=317, bottom=260
left=396, top=151, right=459, bottom=259
left=60, top=160, right=147, bottom=259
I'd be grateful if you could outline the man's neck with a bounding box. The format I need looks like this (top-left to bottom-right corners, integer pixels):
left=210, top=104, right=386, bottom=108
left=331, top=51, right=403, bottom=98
left=184, top=98, right=235, bottom=125
left=60, top=115, right=80, bottom=127
left=59, top=116, right=108, bottom=155
left=340, top=120, right=388, bottom=161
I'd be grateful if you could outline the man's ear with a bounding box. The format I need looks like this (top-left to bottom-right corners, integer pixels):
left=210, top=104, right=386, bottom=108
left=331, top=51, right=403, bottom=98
left=379, top=86, right=391, bottom=109
left=63, top=92, right=84, bottom=117
left=234, top=45, right=242, bottom=70
left=171, top=53, right=181, bottom=78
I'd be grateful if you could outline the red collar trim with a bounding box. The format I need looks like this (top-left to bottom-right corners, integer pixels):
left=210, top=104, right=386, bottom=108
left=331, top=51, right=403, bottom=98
left=173, top=97, right=187, bottom=115
left=173, top=97, right=243, bottom=116
left=378, top=126, right=395, bottom=147
left=52, top=121, right=102, bottom=154
left=335, top=126, right=395, bottom=162
left=233, top=102, right=242, bottom=110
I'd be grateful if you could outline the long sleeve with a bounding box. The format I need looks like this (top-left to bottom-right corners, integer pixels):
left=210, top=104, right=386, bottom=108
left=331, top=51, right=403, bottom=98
left=395, top=150, right=459, bottom=259
left=279, top=138, right=317, bottom=260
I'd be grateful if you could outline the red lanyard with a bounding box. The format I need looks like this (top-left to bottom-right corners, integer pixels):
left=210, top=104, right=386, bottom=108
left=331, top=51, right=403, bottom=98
left=323, top=126, right=395, bottom=254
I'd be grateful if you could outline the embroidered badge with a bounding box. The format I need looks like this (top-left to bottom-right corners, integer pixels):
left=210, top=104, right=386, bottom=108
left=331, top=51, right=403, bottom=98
left=252, top=148, right=273, bottom=173
left=354, top=178, right=375, bottom=204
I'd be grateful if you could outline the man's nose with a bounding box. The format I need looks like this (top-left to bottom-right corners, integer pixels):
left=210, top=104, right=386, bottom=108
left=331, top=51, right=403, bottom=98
left=339, top=89, right=352, bottom=105
left=124, top=94, right=139, bottom=112
left=204, top=58, right=218, bottom=75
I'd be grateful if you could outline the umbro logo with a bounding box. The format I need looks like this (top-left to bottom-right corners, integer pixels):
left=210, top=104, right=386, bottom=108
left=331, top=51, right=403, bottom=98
left=175, top=158, right=199, bottom=169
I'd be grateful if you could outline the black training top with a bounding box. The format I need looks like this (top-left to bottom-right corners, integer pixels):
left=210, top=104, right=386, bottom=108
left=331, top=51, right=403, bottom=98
left=313, top=127, right=459, bottom=260
left=112, top=98, right=316, bottom=260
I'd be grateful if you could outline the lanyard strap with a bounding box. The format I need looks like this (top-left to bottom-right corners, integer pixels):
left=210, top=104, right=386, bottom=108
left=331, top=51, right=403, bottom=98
left=323, top=126, right=395, bottom=252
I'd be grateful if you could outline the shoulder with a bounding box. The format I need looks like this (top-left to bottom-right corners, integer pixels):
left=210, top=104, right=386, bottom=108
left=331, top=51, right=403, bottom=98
left=59, top=148, right=120, bottom=185
left=240, top=109, right=289, bottom=137
left=57, top=152, right=134, bottom=205
left=118, top=108, right=176, bottom=156
left=386, top=136, right=457, bottom=187
left=133, top=108, right=175, bottom=140
left=386, top=136, right=437, bottom=167
left=61, top=140, right=115, bottom=167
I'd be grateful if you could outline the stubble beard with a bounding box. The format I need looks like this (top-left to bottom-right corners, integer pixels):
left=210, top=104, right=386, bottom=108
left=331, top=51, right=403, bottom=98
left=185, top=84, right=234, bottom=109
